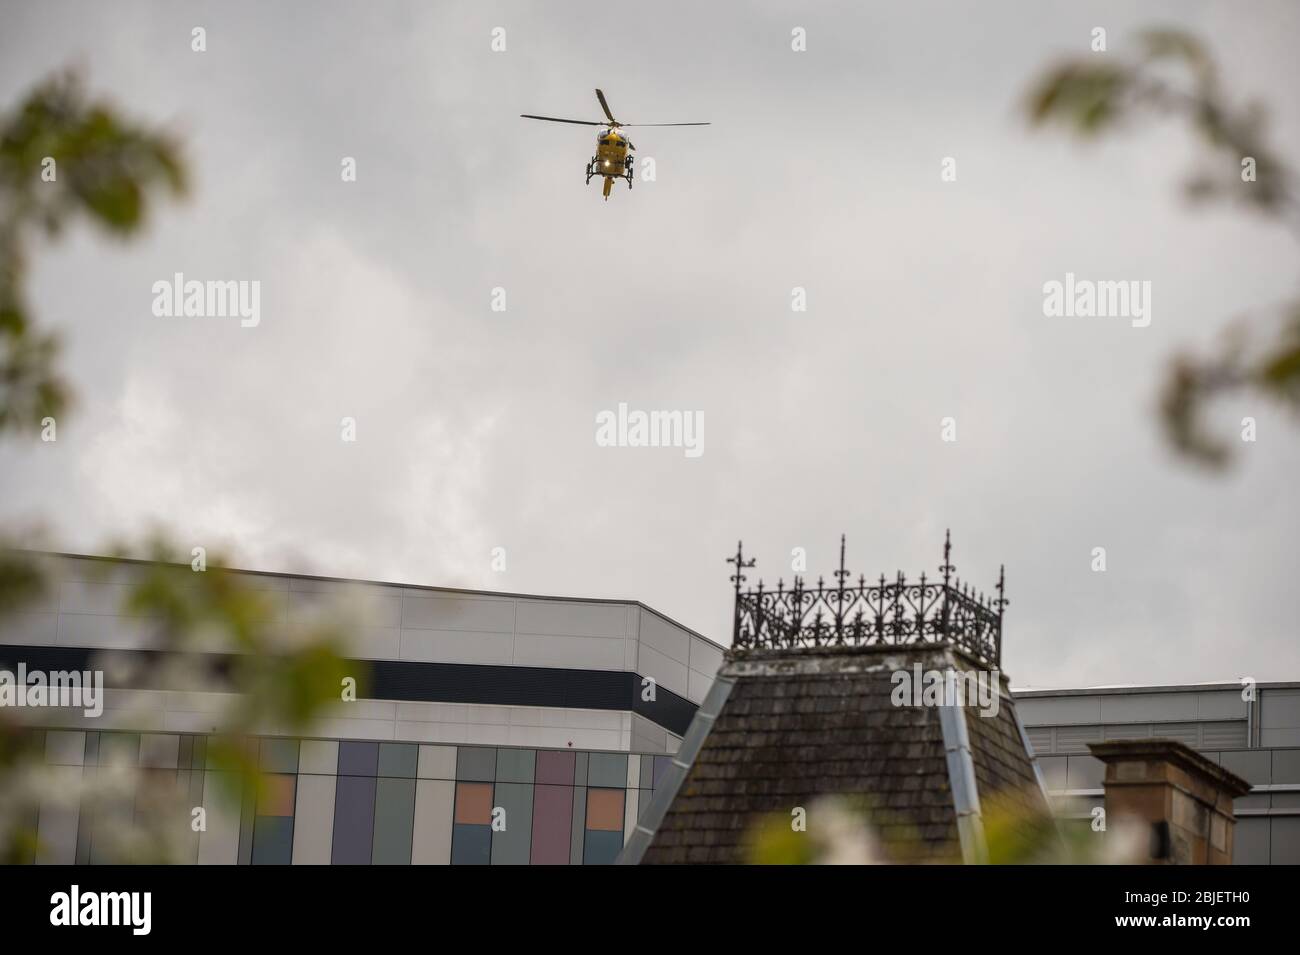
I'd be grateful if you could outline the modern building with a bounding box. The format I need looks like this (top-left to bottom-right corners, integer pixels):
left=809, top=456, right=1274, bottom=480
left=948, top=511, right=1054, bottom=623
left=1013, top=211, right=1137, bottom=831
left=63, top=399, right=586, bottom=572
left=3, top=549, right=1296, bottom=864
left=1015, top=682, right=1300, bottom=864
left=0, top=552, right=722, bottom=864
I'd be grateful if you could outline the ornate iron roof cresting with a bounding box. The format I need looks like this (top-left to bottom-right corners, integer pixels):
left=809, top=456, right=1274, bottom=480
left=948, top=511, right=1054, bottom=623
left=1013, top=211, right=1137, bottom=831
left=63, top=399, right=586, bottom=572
left=727, top=531, right=1006, bottom=667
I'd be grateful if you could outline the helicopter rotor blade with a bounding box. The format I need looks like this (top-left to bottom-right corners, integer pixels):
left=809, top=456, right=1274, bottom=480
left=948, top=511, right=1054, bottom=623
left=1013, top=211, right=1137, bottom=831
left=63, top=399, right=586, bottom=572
left=520, top=114, right=605, bottom=126
left=595, top=89, right=617, bottom=124
left=620, top=122, right=711, bottom=127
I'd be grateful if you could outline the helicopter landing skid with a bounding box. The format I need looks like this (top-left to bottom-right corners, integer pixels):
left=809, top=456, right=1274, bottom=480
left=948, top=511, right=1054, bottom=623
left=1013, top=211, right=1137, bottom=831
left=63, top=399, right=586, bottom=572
left=586, top=160, right=634, bottom=191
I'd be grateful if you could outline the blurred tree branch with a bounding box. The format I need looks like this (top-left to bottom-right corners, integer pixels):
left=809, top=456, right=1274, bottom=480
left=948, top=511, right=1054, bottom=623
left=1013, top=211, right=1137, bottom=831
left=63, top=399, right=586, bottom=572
left=0, top=71, right=186, bottom=435
left=0, top=74, right=352, bottom=863
left=1026, top=28, right=1300, bottom=467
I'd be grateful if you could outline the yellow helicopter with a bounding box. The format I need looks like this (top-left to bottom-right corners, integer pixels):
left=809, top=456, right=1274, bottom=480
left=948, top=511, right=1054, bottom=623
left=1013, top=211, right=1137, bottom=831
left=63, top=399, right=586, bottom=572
left=521, top=89, right=709, bottom=200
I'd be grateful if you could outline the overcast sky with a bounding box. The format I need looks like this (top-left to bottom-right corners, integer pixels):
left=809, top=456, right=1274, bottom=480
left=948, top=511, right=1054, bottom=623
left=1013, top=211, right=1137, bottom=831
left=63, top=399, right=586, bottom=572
left=2, top=1, right=1297, bottom=689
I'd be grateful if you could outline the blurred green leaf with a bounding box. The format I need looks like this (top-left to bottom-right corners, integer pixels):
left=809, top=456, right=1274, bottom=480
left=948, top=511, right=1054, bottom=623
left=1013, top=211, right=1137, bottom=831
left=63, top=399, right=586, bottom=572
left=1025, top=28, right=1300, bottom=467
left=1027, top=63, right=1132, bottom=134
left=0, top=71, right=185, bottom=436
left=0, top=546, right=46, bottom=615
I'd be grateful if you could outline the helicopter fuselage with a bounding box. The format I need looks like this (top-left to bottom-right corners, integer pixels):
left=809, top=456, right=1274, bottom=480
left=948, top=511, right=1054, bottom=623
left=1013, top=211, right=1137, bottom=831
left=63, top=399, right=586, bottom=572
left=587, top=126, right=634, bottom=199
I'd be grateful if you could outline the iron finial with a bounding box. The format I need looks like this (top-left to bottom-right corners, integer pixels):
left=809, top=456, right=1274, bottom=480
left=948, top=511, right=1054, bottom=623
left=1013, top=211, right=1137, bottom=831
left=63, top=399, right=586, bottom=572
left=727, top=540, right=756, bottom=596
left=835, top=534, right=851, bottom=587
left=940, top=528, right=955, bottom=587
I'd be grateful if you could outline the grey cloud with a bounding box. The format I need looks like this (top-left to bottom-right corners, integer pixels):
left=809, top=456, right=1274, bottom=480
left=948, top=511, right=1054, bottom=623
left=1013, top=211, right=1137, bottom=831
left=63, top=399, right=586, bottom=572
left=1, top=0, right=1298, bottom=687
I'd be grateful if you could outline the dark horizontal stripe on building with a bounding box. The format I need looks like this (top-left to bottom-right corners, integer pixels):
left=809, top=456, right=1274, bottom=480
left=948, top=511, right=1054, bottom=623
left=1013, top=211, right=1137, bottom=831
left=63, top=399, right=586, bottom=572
left=0, top=644, right=698, bottom=736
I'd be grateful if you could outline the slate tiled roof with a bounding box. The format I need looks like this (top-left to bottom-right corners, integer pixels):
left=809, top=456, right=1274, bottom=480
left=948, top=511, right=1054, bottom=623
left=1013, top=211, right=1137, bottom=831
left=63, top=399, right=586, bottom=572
left=627, top=643, right=1047, bottom=865
left=965, top=695, right=1050, bottom=819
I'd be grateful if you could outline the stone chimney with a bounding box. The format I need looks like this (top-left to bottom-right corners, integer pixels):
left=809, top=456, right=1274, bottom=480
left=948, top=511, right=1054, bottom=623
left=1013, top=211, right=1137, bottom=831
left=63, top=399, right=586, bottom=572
left=1088, top=739, right=1251, bottom=865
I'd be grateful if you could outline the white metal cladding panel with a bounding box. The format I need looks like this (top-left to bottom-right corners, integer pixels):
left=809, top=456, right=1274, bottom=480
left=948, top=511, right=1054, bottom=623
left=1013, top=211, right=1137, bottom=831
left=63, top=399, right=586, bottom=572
left=46, top=555, right=148, bottom=588
left=1014, top=696, right=1102, bottom=726
left=687, top=668, right=713, bottom=705
left=623, top=787, right=638, bottom=844
left=44, top=731, right=85, bottom=766
left=299, top=739, right=339, bottom=775
left=1274, top=818, right=1300, bottom=865
left=411, top=779, right=454, bottom=865
left=55, top=612, right=159, bottom=650
left=1216, top=748, right=1268, bottom=789
left=502, top=724, right=624, bottom=751
left=1065, top=755, right=1105, bottom=790
left=287, top=587, right=403, bottom=629
left=58, top=579, right=146, bottom=616
left=515, top=600, right=630, bottom=639
left=36, top=764, right=82, bottom=864
left=343, top=627, right=400, bottom=659
left=1236, top=793, right=1270, bottom=812
left=139, top=733, right=180, bottom=769
left=52, top=573, right=291, bottom=618
left=1201, top=720, right=1249, bottom=748
left=311, top=717, right=396, bottom=741
left=637, top=643, right=689, bottom=698
left=510, top=632, right=628, bottom=671
left=1050, top=793, right=1102, bottom=817
left=1233, top=817, right=1271, bottom=864
left=7, top=562, right=61, bottom=612
left=1273, top=749, right=1300, bottom=784
left=397, top=628, right=515, bottom=665
left=1148, top=721, right=1200, bottom=746
left=638, top=609, right=690, bottom=665
left=1025, top=726, right=1053, bottom=755
left=203, top=569, right=288, bottom=592
left=1054, top=724, right=1103, bottom=754
left=1219, top=750, right=1271, bottom=785
left=400, top=593, right=516, bottom=632
left=1103, top=723, right=1153, bottom=740
left=689, top=637, right=724, bottom=677
left=1101, top=692, right=1198, bottom=723
left=1195, top=690, right=1249, bottom=720
left=631, top=713, right=669, bottom=754
left=687, top=637, right=724, bottom=706
left=1262, top=728, right=1300, bottom=747
left=0, top=611, right=57, bottom=646
left=1036, top=755, right=1068, bottom=788
left=1031, top=720, right=1248, bottom=752
left=394, top=722, right=466, bottom=744
left=196, top=771, right=241, bottom=865
left=291, top=775, right=336, bottom=865
left=1261, top=689, right=1300, bottom=729
left=417, top=744, right=456, bottom=779
left=316, top=700, right=398, bottom=721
